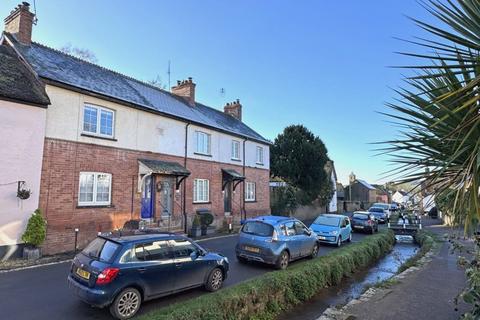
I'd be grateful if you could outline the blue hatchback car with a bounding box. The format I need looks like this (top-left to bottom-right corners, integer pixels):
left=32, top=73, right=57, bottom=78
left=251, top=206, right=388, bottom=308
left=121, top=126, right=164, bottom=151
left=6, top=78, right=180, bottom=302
left=309, top=214, right=352, bottom=246
left=235, top=216, right=318, bottom=269
left=68, top=233, right=229, bottom=319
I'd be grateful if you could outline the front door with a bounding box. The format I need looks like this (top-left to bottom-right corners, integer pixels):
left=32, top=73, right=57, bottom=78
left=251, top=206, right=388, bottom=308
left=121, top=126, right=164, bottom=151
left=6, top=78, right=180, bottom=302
left=160, top=180, right=173, bottom=216
left=141, top=175, right=154, bottom=220
left=224, top=182, right=232, bottom=214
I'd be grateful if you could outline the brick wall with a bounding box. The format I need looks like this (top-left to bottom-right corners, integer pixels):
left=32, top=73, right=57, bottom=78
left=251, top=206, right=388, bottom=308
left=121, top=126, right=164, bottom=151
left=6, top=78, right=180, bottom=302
left=39, top=138, right=270, bottom=254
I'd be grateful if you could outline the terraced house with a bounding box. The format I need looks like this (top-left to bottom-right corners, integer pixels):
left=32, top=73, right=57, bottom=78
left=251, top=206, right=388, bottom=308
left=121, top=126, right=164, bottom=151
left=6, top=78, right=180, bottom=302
left=0, top=3, right=270, bottom=255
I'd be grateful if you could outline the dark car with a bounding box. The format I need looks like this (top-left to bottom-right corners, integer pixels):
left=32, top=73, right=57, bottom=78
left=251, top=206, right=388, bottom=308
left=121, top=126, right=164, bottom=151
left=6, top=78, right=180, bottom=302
left=351, top=211, right=378, bottom=234
left=235, top=216, right=318, bottom=269
left=368, top=206, right=388, bottom=223
left=68, top=233, right=229, bottom=319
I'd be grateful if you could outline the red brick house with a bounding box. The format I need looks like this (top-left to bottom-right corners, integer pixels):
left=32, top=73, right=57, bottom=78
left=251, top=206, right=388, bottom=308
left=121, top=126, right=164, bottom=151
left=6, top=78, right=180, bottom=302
left=0, top=3, right=270, bottom=254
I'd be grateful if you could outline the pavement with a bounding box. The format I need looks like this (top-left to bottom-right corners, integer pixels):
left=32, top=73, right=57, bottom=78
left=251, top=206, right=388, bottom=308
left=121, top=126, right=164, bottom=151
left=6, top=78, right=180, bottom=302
left=0, top=213, right=375, bottom=320
left=326, top=220, right=470, bottom=320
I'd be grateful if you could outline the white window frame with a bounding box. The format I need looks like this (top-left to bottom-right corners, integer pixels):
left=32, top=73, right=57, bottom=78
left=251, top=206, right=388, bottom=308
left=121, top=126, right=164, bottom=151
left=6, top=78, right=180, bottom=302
left=195, top=131, right=211, bottom=155
left=193, top=179, right=210, bottom=203
left=245, top=181, right=256, bottom=202
left=78, top=172, right=112, bottom=206
left=256, top=146, right=264, bottom=165
left=82, top=103, right=115, bottom=138
left=231, top=140, right=240, bottom=160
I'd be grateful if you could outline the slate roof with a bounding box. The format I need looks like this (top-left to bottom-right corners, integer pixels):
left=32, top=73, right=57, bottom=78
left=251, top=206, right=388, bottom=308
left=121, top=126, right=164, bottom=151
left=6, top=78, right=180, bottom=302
left=222, top=168, right=245, bottom=180
left=138, top=159, right=190, bottom=176
left=356, top=179, right=376, bottom=190
left=6, top=34, right=269, bottom=144
left=0, top=44, right=50, bottom=106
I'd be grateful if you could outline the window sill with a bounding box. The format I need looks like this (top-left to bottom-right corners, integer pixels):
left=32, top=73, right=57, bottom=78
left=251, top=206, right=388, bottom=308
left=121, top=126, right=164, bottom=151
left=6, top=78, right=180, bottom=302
left=256, top=162, right=264, bottom=166
left=76, top=204, right=114, bottom=209
left=245, top=200, right=257, bottom=203
left=81, top=133, right=117, bottom=141
left=231, top=158, right=242, bottom=162
left=194, top=152, right=212, bottom=157
left=193, top=201, right=211, bottom=204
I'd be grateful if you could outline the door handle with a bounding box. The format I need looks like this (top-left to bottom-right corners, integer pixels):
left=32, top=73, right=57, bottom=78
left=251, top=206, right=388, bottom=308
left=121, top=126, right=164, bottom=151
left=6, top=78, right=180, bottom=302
left=137, top=268, right=146, bottom=273
left=175, top=263, right=182, bottom=268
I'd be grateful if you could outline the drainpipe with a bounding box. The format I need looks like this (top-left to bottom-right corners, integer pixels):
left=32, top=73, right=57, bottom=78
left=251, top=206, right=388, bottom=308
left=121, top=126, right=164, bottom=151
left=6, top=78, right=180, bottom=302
left=183, top=123, right=191, bottom=234
left=242, top=139, right=247, bottom=220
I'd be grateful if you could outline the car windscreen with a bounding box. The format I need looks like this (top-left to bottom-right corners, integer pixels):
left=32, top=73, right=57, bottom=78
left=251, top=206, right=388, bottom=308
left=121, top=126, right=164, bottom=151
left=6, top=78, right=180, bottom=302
left=353, top=214, right=368, bottom=220
left=369, top=207, right=383, bottom=213
left=373, top=203, right=389, bottom=209
left=241, top=221, right=274, bottom=237
left=313, top=216, right=340, bottom=227
left=82, top=237, right=120, bottom=262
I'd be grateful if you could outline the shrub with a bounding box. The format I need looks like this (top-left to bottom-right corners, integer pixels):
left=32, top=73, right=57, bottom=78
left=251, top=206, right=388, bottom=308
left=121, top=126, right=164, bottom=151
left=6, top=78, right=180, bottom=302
left=21, top=209, right=47, bottom=248
left=138, top=230, right=395, bottom=320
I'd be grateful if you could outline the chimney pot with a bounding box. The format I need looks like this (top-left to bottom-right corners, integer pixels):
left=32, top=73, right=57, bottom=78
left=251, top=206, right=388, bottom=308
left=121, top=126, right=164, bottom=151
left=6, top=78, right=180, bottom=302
left=171, top=77, right=196, bottom=107
left=224, top=99, right=242, bottom=121
left=4, top=2, right=35, bottom=45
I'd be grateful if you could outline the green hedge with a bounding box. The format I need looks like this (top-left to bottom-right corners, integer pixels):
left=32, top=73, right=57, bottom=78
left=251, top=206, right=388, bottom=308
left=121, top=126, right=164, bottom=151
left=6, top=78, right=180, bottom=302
left=139, top=230, right=395, bottom=320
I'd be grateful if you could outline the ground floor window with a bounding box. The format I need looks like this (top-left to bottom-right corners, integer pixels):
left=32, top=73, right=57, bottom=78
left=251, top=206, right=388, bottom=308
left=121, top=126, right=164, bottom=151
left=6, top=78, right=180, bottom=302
left=193, top=179, right=209, bottom=203
left=245, top=181, right=256, bottom=202
left=78, top=172, right=112, bottom=206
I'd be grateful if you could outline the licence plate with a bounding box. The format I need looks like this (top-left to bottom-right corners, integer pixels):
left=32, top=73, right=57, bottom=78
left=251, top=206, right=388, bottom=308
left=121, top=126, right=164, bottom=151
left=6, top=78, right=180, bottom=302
left=354, top=225, right=364, bottom=229
left=318, top=236, right=326, bottom=240
left=76, top=268, right=90, bottom=280
left=244, top=246, right=260, bottom=253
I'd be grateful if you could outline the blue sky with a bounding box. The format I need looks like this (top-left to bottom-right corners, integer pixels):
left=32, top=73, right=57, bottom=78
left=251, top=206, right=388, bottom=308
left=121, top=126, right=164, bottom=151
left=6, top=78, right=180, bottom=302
left=2, top=1, right=437, bottom=184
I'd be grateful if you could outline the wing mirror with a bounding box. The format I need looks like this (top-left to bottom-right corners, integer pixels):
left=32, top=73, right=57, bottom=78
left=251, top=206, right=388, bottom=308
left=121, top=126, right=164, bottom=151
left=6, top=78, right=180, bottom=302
left=190, top=251, right=199, bottom=261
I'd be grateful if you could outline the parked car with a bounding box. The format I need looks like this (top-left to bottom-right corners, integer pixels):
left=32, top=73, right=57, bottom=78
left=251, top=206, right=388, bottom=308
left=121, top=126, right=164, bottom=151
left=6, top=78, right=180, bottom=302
left=68, top=233, right=229, bottom=319
left=390, top=203, right=399, bottom=212
left=368, top=206, right=388, bottom=223
left=309, top=214, right=352, bottom=246
left=371, top=202, right=390, bottom=216
left=351, top=211, right=378, bottom=234
left=235, top=215, right=318, bottom=270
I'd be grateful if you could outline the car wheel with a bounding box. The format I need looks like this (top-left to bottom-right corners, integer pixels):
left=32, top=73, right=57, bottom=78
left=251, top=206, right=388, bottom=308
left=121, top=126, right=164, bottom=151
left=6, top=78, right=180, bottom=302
left=109, top=287, right=141, bottom=320
left=337, top=236, right=342, bottom=247
left=275, top=250, right=289, bottom=270
left=309, top=243, right=319, bottom=259
left=205, top=268, right=224, bottom=292
left=347, top=233, right=352, bottom=242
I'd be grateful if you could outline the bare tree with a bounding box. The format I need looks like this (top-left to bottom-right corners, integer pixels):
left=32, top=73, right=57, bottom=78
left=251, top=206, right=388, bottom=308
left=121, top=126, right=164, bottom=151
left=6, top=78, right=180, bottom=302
left=59, top=43, right=98, bottom=63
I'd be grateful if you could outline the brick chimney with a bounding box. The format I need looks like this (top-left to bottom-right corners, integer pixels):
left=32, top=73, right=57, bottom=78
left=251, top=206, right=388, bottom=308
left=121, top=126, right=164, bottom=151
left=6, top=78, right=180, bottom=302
left=4, top=2, right=35, bottom=45
left=171, top=77, right=196, bottom=107
left=224, top=99, right=242, bottom=121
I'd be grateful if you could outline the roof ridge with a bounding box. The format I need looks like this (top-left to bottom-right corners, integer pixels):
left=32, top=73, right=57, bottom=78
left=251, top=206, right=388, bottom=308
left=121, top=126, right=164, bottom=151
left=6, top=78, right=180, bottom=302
left=30, top=40, right=175, bottom=96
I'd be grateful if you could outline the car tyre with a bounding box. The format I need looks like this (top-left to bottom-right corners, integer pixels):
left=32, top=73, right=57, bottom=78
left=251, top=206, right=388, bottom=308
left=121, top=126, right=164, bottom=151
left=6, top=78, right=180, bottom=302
left=347, top=233, right=352, bottom=242
left=336, top=236, right=342, bottom=247
left=205, top=268, right=224, bottom=292
left=309, top=243, right=319, bottom=259
left=275, top=250, right=289, bottom=270
left=109, top=287, right=141, bottom=320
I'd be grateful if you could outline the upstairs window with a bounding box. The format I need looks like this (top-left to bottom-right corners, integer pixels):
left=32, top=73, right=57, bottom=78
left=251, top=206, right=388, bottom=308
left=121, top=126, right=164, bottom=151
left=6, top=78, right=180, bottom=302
left=195, top=131, right=211, bottom=155
left=83, top=104, right=114, bottom=138
left=78, top=172, right=112, bottom=206
left=245, top=182, right=256, bottom=202
left=231, top=140, right=240, bottom=160
left=256, top=146, right=264, bottom=164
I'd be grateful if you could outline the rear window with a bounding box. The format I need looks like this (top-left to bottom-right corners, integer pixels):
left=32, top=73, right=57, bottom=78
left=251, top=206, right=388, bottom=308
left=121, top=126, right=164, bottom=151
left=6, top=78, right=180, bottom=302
left=313, top=216, right=340, bottom=227
left=82, top=237, right=120, bottom=262
left=241, top=221, right=274, bottom=237
left=353, top=214, right=368, bottom=220
left=369, top=207, right=383, bottom=213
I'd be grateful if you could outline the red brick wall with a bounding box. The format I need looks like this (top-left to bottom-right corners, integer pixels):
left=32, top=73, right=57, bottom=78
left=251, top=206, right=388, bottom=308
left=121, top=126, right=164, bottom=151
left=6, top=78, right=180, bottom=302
left=39, top=138, right=270, bottom=254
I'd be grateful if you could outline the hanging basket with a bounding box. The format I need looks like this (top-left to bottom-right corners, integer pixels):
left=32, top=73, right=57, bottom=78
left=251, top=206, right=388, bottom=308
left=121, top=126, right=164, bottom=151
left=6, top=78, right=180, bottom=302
left=17, top=181, right=31, bottom=200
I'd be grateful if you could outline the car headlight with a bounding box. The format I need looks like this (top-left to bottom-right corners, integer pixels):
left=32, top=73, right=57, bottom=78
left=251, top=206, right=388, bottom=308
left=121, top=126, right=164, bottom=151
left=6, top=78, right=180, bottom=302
left=330, top=230, right=338, bottom=235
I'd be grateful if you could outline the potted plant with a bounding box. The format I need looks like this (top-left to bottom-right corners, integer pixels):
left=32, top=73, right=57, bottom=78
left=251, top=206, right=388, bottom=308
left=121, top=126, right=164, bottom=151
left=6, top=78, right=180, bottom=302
left=200, top=212, right=215, bottom=236
left=21, top=209, right=47, bottom=260
left=189, top=215, right=202, bottom=238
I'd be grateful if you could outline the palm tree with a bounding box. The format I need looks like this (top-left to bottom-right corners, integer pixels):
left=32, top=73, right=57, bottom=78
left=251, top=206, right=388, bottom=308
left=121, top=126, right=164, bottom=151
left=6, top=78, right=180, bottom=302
left=381, top=0, right=480, bottom=233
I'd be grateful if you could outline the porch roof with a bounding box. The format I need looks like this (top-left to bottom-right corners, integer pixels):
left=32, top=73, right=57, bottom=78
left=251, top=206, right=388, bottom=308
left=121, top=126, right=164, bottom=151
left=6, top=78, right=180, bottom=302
left=222, top=168, right=245, bottom=181
left=138, top=159, right=190, bottom=176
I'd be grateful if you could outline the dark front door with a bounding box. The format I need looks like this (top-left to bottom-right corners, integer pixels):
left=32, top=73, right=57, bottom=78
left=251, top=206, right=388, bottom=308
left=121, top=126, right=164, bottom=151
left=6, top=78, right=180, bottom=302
left=141, top=175, right=154, bottom=219
left=224, top=182, right=232, bottom=214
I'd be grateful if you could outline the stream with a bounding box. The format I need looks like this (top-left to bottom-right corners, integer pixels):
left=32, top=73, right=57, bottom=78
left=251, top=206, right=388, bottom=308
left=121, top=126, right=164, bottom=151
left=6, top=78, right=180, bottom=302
left=278, top=236, right=419, bottom=320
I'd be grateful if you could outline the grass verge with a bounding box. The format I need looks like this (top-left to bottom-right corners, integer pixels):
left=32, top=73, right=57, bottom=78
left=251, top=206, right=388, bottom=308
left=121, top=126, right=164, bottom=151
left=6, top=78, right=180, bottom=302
left=138, top=230, right=395, bottom=320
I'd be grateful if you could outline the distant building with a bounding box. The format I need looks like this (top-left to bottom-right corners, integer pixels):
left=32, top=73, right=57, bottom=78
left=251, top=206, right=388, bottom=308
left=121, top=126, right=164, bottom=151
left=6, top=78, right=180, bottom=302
left=344, top=173, right=378, bottom=204
left=392, top=190, right=410, bottom=205
left=325, top=161, right=338, bottom=213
